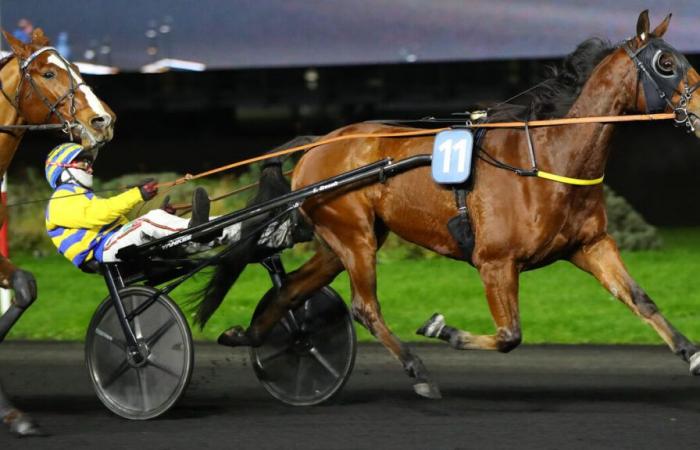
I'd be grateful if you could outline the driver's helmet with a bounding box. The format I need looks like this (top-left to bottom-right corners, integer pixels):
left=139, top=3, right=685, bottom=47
left=45, top=143, right=90, bottom=189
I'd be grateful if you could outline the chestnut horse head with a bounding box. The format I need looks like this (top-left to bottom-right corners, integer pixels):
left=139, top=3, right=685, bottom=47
left=620, top=11, right=700, bottom=134
left=201, top=11, right=700, bottom=401
left=1, top=28, right=116, bottom=150
left=0, top=29, right=117, bottom=436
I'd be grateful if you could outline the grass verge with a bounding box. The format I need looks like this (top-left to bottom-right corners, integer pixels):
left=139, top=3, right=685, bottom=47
left=5, top=229, right=700, bottom=344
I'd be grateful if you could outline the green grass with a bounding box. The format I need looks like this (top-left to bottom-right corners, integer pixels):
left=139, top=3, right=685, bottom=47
left=5, top=228, right=700, bottom=344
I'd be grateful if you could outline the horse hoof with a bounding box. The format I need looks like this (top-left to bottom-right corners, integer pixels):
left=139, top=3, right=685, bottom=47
left=413, top=381, right=442, bottom=399
left=690, top=353, right=700, bottom=376
left=5, top=411, right=47, bottom=437
left=416, top=313, right=445, bottom=338
left=217, top=326, right=249, bottom=347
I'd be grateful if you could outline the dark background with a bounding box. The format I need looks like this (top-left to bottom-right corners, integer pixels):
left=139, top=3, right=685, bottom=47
left=4, top=1, right=700, bottom=225
left=3, top=0, right=699, bottom=69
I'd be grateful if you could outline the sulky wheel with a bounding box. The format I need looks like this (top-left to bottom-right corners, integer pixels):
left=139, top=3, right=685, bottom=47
left=250, top=286, right=356, bottom=406
left=85, top=286, right=193, bottom=420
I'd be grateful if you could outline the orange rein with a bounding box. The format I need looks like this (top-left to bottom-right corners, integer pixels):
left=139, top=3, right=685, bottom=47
left=158, top=112, right=675, bottom=191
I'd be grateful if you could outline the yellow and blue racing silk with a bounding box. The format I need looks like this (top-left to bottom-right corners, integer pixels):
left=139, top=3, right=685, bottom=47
left=45, top=183, right=143, bottom=267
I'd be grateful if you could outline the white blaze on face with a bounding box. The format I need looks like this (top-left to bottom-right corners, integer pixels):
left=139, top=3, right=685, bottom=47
left=47, top=53, right=110, bottom=119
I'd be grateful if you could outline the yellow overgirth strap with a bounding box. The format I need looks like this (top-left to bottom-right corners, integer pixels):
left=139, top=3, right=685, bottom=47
left=536, top=170, right=605, bottom=186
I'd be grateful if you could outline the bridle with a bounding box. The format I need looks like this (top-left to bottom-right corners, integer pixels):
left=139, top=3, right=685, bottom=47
left=624, top=37, right=700, bottom=133
left=0, top=46, right=81, bottom=138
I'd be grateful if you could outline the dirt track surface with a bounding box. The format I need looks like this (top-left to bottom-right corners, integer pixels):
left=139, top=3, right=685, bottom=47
left=1, top=342, right=699, bottom=449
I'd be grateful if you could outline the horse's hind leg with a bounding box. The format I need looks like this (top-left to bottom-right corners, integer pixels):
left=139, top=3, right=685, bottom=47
left=570, top=235, right=699, bottom=372
left=418, top=259, right=523, bottom=352
left=315, top=220, right=441, bottom=399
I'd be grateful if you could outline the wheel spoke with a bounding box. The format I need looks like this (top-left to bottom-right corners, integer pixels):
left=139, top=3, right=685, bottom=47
left=280, top=310, right=299, bottom=333
left=95, top=328, right=127, bottom=351
left=146, top=317, right=176, bottom=347
left=147, top=358, right=180, bottom=379
left=309, top=346, right=340, bottom=378
left=101, top=360, right=131, bottom=390
left=303, top=299, right=311, bottom=322
left=136, top=367, right=151, bottom=411
left=260, top=344, right=292, bottom=364
left=131, top=297, right=143, bottom=339
left=294, top=355, right=305, bottom=398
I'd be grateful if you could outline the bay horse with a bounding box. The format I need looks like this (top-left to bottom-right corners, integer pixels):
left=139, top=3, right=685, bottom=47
left=0, top=30, right=115, bottom=436
left=199, top=11, right=700, bottom=399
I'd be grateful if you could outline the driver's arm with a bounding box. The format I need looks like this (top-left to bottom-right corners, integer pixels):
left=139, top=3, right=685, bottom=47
left=48, top=188, right=143, bottom=228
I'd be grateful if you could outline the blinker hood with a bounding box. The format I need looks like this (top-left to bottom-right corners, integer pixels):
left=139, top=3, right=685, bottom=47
left=627, top=38, right=691, bottom=113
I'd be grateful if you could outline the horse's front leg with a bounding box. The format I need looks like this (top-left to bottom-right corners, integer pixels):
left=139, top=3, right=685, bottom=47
left=570, top=234, right=699, bottom=373
left=0, top=253, right=43, bottom=437
left=418, top=259, right=523, bottom=352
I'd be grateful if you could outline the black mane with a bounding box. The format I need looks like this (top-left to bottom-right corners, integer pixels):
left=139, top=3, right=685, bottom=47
left=488, top=38, right=615, bottom=121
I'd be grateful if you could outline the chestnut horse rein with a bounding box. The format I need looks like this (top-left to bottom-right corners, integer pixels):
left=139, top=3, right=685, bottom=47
left=159, top=112, right=676, bottom=190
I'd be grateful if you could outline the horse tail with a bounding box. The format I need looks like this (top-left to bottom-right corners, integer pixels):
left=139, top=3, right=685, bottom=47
left=192, top=135, right=318, bottom=328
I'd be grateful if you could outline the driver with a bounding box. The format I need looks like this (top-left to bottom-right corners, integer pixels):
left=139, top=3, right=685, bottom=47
left=44, top=142, right=237, bottom=269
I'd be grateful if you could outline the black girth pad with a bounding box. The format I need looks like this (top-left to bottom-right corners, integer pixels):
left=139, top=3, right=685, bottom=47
left=445, top=128, right=485, bottom=263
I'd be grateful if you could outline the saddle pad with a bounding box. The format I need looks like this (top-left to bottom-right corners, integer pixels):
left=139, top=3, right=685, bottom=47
left=431, top=129, right=474, bottom=184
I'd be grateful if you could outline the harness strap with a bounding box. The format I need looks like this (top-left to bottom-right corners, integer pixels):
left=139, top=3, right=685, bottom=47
left=512, top=118, right=605, bottom=186
left=524, top=121, right=537, bottom=169
left=536, top=170, right=604, bottom=185
left=624, top=42, right=674, bottom=113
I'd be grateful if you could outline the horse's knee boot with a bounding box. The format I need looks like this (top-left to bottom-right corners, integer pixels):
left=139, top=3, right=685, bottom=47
left=11, top=270, right=37, bottom=310
left=0, top=271, right=37, bottom=343
left=630, top=285, right=659, bottom=318
left=496, top=328, right=522, bottom=353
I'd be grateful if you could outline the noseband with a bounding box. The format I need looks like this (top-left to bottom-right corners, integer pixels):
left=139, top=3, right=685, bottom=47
left=0, top=47, right=81, bottom=138
left=625, top=38, right=700, bottom=132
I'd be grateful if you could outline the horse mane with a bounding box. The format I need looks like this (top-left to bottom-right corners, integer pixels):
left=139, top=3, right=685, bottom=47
left=488, top=38, right=615, bottom=121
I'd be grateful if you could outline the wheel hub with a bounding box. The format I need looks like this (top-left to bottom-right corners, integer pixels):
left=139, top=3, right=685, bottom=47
left=126, top=341, right=150, bottom=367
left=291, top=333, right=312, bottom=354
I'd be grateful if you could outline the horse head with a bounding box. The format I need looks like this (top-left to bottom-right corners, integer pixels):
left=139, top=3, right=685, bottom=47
left=1, top=28, right=116, bottom=151
left=625, top=10, right=700, bottom=137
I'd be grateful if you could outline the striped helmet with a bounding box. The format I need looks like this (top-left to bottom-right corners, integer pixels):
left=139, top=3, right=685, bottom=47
left=45, top=143, right=86, bottom=189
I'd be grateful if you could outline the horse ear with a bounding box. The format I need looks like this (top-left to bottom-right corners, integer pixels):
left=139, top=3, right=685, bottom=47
left=636, top=10, right=650, bottom=41
left=2, top=30, right=31, bottom=59
left=651, top=13, right=672, bottom=38
left=30, top=28, right=51, bottom=47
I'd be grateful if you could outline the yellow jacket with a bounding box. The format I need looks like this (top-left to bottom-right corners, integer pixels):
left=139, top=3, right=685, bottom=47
left=45, top=184, right=143, bottom=267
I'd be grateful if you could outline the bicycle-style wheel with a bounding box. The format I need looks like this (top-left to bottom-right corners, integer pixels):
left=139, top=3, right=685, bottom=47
left=85, top=286, right=193, bottom=420
left=250, top=286, right=356, bottom=406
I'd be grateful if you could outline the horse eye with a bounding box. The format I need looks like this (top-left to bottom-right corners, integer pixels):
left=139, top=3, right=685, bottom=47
left=656, top=53, right=675, bottom=76
left=42, top=71, right=56, bottom=79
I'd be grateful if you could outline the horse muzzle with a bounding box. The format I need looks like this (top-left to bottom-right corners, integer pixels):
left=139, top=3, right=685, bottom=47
left=75, top=120, right=114, bottom=150
left=691, top=116, right=700, bottom=138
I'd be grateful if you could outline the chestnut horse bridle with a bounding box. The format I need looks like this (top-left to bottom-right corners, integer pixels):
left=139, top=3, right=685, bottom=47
left=624, top=37, right=700, bottom=132
left=0, top=46, right=81, bottom=137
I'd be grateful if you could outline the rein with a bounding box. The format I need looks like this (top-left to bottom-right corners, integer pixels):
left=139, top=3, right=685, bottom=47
left=162, top=39, right=693, bottom=191
left=11, top=112, right=675, bottom=210
left=158, top=112, right=675, bottom=190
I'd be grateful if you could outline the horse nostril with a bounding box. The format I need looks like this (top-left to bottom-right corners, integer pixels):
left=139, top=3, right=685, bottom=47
left=90, top=114, right=111, bottom=130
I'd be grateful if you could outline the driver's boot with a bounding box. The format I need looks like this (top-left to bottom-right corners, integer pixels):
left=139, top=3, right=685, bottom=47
left=189, top=187, right=210, bottom=228
left=189, top=187, right=222, bottom=243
